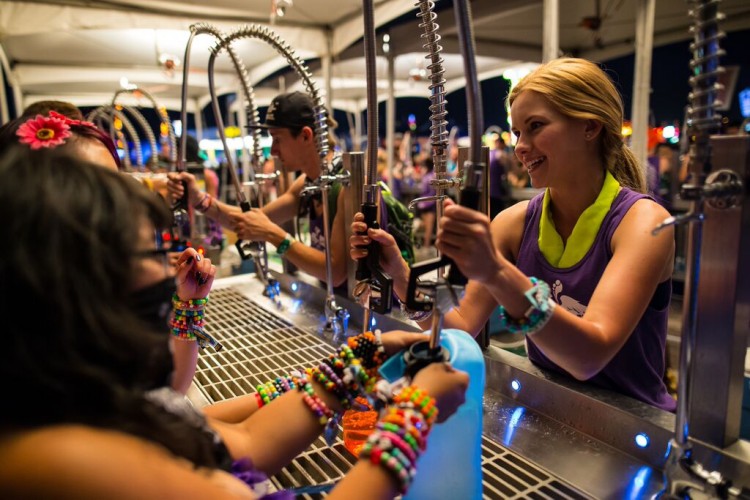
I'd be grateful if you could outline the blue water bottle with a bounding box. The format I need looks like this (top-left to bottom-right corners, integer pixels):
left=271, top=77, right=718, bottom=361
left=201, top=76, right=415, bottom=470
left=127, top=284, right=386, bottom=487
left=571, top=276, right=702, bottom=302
left=379, top=328, right=485, bottom=499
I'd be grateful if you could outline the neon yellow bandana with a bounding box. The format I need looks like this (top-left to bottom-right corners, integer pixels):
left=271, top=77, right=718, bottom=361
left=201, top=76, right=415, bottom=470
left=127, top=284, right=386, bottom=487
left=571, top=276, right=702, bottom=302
left=538, top=170, right=621, bottom=268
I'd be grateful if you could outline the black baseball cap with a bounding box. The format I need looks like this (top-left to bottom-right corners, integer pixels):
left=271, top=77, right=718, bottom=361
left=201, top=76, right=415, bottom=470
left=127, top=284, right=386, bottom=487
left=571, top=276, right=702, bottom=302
left=249, top=91, right=316, bottom=130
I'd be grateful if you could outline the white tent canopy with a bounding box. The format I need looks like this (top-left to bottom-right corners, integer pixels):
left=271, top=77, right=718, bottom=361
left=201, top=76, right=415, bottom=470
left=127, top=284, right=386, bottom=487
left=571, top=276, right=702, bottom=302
left=1, top=0, right=749, bottom=120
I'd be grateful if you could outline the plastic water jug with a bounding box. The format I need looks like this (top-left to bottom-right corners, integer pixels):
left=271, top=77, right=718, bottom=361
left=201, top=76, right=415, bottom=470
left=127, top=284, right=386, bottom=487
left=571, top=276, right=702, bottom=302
left=379, top=328, right=485, bottom=500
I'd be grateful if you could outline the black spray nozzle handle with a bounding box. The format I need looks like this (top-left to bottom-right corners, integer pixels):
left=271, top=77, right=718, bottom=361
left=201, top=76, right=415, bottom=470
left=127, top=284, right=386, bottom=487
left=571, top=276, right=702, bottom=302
left=445, top=185, right=482, bottom=286
left=169, top=179, right=192, bottom=252
left=355, top=202, right=379, bottom=281
left=234, top=200, right=263, bottom=260
left=172, top=179, right=190, bottom=212
left=404, top=340, right=449, bottom=379
left=368, top=265, right=393, bottom=315
left=405, top=255, right=447, bottom=311
left=355, top=201, right=393, bottom=314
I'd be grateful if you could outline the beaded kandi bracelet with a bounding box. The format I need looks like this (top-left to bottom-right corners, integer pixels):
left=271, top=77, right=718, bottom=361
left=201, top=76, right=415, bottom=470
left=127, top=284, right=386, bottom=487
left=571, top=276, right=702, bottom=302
left=497, top=277, right=557, bottom=335
left=194, top=192, right=212, bottom=213
left=292, top=371, right=341, bottom=445
left=170, top=293, right=223, bottom=350
left=358, top=402, right=436, bottom=494
left=392, top=385, right=438, bottom=425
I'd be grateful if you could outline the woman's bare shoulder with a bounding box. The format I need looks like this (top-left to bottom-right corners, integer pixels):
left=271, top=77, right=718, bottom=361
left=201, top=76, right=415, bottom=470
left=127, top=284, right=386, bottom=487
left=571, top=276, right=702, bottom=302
left=491, top=200, right=530, bottom=262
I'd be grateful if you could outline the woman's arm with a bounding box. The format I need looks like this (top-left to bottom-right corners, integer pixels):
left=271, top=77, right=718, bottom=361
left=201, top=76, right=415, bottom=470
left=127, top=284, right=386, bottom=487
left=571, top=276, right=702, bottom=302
left=439, top=198, right=675, bottom=380
left=523, top=199, right=674, bottom=379
left=170, top=249, right=216, bottom=394
left=435, top=202, right=528, bottom=334
left=209, top=334, right=467, bottom=477
left=0, top=426, right=256, bottom=499
left=260, top=174, right=304, bottom=223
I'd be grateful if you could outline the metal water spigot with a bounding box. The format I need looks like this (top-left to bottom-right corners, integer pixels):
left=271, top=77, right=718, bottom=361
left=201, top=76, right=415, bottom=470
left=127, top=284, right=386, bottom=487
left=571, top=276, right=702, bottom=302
left=301, top=168, right=351, bottom=335
left=408, top=193, right=447, bottom=212
left=324, top=295, right=351, bottom=338
left=264, top=279, right=282, bottom=309
left=658, top=444, right=750, bottom=499
left=407, top=175, right=464, bottom=211
left=652, top=212, right=705, bottom=236
left=239, top=175, right=283, bottom=310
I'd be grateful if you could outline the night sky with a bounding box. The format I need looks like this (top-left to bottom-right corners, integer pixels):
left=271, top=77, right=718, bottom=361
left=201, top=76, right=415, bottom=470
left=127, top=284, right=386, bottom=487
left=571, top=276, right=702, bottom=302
left=69, top=28, right=750, bottom=141
left=394, top=27, right=750, bottom=138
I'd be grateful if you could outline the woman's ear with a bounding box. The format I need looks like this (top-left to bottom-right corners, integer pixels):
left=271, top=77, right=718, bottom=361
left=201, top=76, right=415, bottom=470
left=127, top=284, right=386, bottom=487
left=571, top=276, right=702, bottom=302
left=584, top=119, right=603, bottom=141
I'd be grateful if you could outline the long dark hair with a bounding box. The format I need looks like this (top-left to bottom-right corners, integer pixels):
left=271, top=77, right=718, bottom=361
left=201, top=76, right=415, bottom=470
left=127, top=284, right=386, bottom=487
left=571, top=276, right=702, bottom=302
left=0, top=146, right=218, bottom=467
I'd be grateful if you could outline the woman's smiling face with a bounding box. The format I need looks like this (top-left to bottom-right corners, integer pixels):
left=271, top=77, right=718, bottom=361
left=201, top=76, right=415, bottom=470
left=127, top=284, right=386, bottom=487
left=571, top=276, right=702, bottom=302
left=510, top=90, right=589, bottom=189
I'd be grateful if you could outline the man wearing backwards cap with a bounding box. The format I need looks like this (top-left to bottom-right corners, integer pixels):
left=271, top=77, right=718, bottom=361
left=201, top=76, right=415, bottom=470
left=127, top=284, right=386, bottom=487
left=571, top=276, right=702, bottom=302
left=167, top=91, right=349, bottom=287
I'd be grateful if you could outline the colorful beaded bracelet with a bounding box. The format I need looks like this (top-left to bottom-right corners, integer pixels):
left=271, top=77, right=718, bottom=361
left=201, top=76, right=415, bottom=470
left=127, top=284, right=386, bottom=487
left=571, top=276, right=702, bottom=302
left=392, top=386, right=439, bottom=425
left=497, top=277, right=557, bottom=335
left=194, top=192, right=212, bottom=213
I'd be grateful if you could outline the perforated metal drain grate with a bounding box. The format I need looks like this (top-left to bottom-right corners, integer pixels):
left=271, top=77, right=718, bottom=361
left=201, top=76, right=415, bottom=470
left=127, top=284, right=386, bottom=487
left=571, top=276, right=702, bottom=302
left=197, top=287, right=592, bottom=499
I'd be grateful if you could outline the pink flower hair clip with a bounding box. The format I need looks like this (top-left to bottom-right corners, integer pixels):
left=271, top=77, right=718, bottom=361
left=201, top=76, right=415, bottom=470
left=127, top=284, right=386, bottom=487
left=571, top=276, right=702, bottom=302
left=47, top=110, right=97, bottom=129
left=16, top=113, right=72, bottom=150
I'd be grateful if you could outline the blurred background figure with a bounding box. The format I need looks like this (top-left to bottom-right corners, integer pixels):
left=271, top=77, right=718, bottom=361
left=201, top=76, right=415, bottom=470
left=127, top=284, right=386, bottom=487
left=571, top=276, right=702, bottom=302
left=415, top=154, right=436, bottom=259
left=489, top=133, right=513, bottom=218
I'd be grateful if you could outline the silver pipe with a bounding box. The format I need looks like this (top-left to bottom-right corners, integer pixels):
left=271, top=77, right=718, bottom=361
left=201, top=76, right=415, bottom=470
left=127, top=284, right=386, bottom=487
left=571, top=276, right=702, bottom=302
left=386, top=49, right=396, bottom=193
left=87, top=105, right=142, bottom=168
left=120, top=105, right=159, bottom=170
left=630, top=0, right=656, bottom=172
left=363, top=0, right=378, bottom=187
left=321, top=184, right=335, bottom=297
left=542, top=0, right=559, bottom=62
left=112, top=87, right=176, bottom=164
left=453, top=0, right=483, bottom=165
left=180, top=23, right=263, bottom=173
left=207, top=50, right=248, bottom=206
left=675, top=0, right=726, bottom=449
left=415, top=0, right=450, bottom=278
left=417, top=0, right=448, bottom=178
left=216, top=25, right=329, bottom=173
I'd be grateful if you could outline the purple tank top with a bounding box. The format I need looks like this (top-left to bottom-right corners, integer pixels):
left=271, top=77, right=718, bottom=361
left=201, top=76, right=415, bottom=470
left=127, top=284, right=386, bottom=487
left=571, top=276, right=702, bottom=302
left=516, top=188, right=676, bottom=412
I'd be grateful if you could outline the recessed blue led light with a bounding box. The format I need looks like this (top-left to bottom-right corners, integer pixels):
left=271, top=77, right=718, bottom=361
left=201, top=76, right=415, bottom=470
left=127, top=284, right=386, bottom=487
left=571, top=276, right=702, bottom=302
left=635, top=433, right=650, bottom=448
left=511, top=379, right=521, bottom=392
left=291, top=282, right=299, bottom=292
left=371, top=317, right=377, bottom=328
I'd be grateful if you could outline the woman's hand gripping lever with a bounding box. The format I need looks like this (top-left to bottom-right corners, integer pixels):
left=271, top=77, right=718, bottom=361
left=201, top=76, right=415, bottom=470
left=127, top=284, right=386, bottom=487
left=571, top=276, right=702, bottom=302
left=171, top=178, right=191, bottom=252
left=353, top=183, right=394, bottom=330
left=403, top=161, right=484, bottom=378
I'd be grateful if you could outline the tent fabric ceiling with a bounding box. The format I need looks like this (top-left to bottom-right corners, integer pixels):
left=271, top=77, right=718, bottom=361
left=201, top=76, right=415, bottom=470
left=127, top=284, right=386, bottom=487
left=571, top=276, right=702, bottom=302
left=1, top=0, right=749, bottom=116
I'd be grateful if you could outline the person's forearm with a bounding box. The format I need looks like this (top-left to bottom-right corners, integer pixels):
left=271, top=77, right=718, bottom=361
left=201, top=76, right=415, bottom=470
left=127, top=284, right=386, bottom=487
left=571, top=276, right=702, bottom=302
left=202, top=394, right=261, bottom=424
left=215, top=378, right=345, bottom=476
left=327, top=461, right=399, bottom=500
left=201, top=198, right=241, bottom=228
left=170, top=339, right=198, bottom=395
left=391, top=262, right=411, bottom=303
left=282, top=243, right=347, bottom=286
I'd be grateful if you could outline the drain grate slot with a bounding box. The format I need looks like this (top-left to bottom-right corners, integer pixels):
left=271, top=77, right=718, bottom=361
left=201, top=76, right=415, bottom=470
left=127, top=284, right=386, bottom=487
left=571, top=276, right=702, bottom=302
left=197, top=287, right=591, bottom=499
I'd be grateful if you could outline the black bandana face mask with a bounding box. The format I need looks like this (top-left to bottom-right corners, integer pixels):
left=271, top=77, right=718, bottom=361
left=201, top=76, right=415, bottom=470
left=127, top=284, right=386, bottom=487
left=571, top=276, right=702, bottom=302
left=128, top=277, right=176, bottom=333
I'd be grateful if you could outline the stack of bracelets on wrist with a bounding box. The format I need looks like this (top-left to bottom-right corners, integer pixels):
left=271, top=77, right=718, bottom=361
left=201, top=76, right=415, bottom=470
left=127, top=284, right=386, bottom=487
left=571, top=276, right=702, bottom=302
left=498, top=277, right=557, bottom=335
left=358, top=385, right=438, bottom=494
left=194, top=192, right=212, bottom=213
left=251, top=332, right=387, bottom=444
left=170, top=294, right=223, bottom=350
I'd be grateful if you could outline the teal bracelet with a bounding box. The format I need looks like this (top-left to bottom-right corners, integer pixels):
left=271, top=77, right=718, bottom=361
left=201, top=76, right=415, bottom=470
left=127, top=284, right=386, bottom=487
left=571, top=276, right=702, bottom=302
left=498, top=277, right=557, bottom=335
left=276, top=233, right=293, bottom=255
